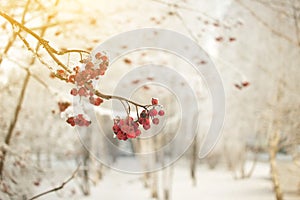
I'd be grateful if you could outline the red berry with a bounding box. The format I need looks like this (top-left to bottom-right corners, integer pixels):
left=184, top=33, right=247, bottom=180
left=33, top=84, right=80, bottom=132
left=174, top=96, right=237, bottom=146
left=121, top=125, right=130, bottom=133
left=57, top=69, right=66, bottom=76
left=101, top=55, right=108, bottom=61
left=70, top=88, right=78, bottom=96
left=215, top=36, right=223, bottom=42
left=127, top=131, right=136, bottom=138
left=73, top=66, right=80, bottom=73
left=95, top=52, right=102, bottom=59
left=132, top=122, right=139, bottom=129
left=78, top=119, right=85, bottom=126
left=68, top=75, right=75, bottom=83
left=123, top=135, right=128, bottom=141
left=77, top=114, right=84, bottom=119
left=151, top=98, right=159, bottom=105
left=78, top=87, right=87, bottom=96
left=149, top=109, right=158, bottom=117
left=135, top=129, right=141, bottom=136
left=113, top=124, right=120, bottom=133
left=119, top=119, right=125, bottom=126
left=85, top=62, right=94, bottom=70
left=143, top=118, right=150, bottom=126
left=116, top=131, right=128, bottom=140
left=50, top=72, right=55, bottom=78
left=242, top=81, right=250, bottom=87
left=125, top=116, right=134, bottom=124
left=85, top=120, right=91, bottom=126
left=229, top=37, right=236, bottom=42
left=143, top=124, right=150, bottom=130
left=117, top=131, right=124, bottom=140
left=138, top=117, right=144, bottom=124
left=66, top=117, right=75, bottom=126
left=94, top=97, right=103, bottom=106
left=158, top=110, right=165, bottom=116
left=152, top=118, right=159, bottom=125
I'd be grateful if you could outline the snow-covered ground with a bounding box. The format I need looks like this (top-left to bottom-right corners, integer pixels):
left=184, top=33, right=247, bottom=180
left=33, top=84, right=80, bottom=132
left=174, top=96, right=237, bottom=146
left=82, top=160, right=274, bottom=200
left=32, top=159, right=276, bottom=200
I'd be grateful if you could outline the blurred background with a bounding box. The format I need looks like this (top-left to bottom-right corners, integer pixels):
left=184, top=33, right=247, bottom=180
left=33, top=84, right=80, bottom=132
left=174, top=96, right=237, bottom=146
left=0, top=0, right=299, bottom=199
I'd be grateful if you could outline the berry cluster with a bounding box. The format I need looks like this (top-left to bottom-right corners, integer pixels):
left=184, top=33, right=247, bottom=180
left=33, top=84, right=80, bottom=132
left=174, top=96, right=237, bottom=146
left=66, top=114, right=91, bottom=127
left=112, top=98, right=165, bottom=140
left=112, top=116, right=141, bottom=140
left=56, top=51, right=166, bottom=135
left=69, top=52, right=108, bottom=99
left=64, top=51, right=108, bottom=127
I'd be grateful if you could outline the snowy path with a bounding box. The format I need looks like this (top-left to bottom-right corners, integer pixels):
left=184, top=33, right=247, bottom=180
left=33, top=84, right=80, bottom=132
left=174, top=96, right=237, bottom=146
left=81, top=160, right=275, bottom=200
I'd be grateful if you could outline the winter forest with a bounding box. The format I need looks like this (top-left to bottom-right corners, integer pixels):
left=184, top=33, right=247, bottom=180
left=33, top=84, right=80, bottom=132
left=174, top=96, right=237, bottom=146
left=0, top=0, right=300, bottom=200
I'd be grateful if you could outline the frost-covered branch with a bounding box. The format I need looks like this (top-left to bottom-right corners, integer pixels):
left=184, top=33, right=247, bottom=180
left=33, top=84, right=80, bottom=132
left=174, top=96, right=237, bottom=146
left=0, top=10, right=89, bottom=73
left=28, top=164, right=81, bottom=200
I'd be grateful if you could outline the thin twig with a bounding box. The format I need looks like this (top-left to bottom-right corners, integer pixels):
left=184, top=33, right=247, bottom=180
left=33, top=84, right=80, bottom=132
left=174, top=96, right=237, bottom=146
left=16, top=32, right=55, bottom=72
left=28, top=164, right=81, bottom=200
left=119, top=99, right=130, bottom=116
left=252, top=0, right=292, bottom=18
left=0, top=0, right=31, bottom=64
left=93, top=89, right=149, bottom=109
left=290, top=0, right=300, bottom=46
left=149, top=0, right=219, bottom=22
left=235, top=0, right=298, bottom=46
left=30, top=20, right=73, bottom=31
left=7, top=57, right=60, bottom=95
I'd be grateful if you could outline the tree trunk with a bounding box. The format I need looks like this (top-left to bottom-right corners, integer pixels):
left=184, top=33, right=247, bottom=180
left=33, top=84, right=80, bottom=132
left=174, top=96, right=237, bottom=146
left=81, top=149, right=90, bottom=196
left=190, top=138, right=198, bottom=186
left=0, top=72, right=30, bottom=179
left=269, top=132, right=283, bottom=200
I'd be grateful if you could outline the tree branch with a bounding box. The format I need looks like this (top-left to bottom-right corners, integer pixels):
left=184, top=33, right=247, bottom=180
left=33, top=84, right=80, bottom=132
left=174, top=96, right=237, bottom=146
left=0, top=10, right=150, bottom=115
left=235, top=0, right=299, bottom=46
left=0, top=0, right=31, bottom=65
left=28, top=164, right=81, bottom=200
left=0, top=10, right=89, bottom=73
left=93, top=88, right=149, bottom=109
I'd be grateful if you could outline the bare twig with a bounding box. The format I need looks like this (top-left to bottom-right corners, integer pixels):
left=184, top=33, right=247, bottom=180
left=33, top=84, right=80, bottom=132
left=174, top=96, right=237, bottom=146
left=93, top=89, right=149, bottom=109
left=290, top=0, right=300, bottom=46
left=28, top=164, right=81, bottom=200
left=7, top=57, right=60, bottom=96
left=30, top=20, right=73, bottom=31
left=235, top=0, right=299, bottom=46
left=16, top=31, right=55, bottom=72
left=149, top=0, right=219, bottom=22
left=0, top=0, right=31, bottom=65
left=252, top=0, right=292, bottom=18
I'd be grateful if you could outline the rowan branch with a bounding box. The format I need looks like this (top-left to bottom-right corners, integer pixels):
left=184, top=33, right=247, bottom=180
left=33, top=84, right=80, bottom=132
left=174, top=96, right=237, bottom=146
left=0, top=10, right=89, bottom=73
left=0, top=10, right=150, bottom=115
left=92, top=86, right=149, bottom=109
